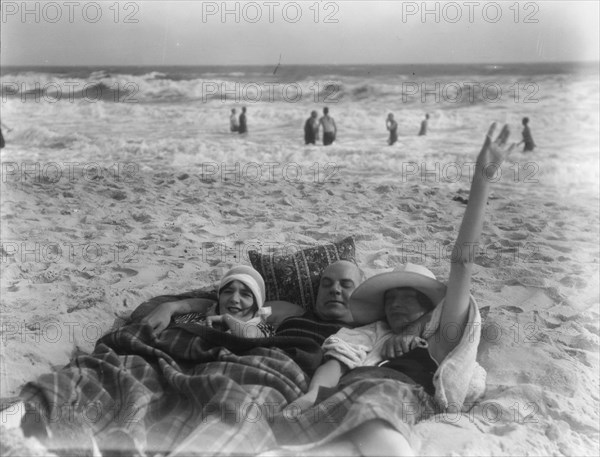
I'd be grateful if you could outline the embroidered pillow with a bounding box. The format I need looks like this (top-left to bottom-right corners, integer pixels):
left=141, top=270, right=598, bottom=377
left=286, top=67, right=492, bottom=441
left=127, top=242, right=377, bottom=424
left=248, top=237, right=356, bottom=311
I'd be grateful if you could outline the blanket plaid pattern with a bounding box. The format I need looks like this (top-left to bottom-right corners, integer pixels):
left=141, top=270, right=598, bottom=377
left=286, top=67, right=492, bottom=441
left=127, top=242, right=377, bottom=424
left=19, top=323, right=322, bottom=456
left=271, top=367, right=437, bottom=451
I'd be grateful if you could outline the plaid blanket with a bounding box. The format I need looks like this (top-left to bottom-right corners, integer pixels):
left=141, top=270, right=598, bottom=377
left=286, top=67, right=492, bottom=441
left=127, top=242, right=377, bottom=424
left=271, top=367, right=438, bottom=452
left=20, top=323, right=323, bottom=456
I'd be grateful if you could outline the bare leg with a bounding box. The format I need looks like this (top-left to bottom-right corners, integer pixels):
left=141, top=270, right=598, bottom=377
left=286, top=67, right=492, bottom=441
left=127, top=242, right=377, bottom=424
left=349, top=419, right=414, bottom=457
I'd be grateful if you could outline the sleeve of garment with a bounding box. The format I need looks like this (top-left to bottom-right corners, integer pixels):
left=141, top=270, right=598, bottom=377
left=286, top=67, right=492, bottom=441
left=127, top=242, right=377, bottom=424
left=171, top=302, right=217, bottom=325
left=322, top=323, right=378, bottom=370
left=241, top=316, right=275, bottom=337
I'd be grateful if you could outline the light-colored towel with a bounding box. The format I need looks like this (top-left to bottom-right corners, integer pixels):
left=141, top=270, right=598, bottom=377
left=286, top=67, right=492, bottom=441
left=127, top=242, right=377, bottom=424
left=322, top=321, right=394, bottom=370
left=422, top=295, right=487, bottom=410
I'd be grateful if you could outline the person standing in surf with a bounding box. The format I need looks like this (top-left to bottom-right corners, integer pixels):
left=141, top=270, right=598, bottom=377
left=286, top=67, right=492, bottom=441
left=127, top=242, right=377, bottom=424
left=519, top=117, right=535, bottom=152
left=386, top=113, right=398, bottom=145
left=319, top=107, right=337, bottom=146
left=0, top=121, right=11, bottom=149
left=238, top=107, right=248, bottom=134
left=418, top=113, right=429, bottom=136
left=304, top=111, right=319, bottom=145
left=230, top=108, right=239, bottom=132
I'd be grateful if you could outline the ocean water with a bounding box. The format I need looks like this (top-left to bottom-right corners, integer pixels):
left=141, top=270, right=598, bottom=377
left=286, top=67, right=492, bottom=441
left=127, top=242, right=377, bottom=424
left=1, top=62, right=598, bottom=200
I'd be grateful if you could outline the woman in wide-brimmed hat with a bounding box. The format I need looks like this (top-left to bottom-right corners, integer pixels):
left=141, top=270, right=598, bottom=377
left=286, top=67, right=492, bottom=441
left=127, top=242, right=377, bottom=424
left=287, top=123, right=515, bottom=456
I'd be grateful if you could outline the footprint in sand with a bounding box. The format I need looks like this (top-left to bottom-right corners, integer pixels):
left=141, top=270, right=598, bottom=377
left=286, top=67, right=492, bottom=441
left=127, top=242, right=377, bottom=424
left=181, top=197, right=202, bottom=204
left=374, top=185, right=394, bottom=194
left=116, top=264, right=140, bottom=275
left=548, top=244, right=572, bottom=253
left=74, top=270, right=94, bottom=280
left=524, top=222, right=544, bottom=233
left=489, top=423, right=519, bottom=436
left=109, top=267, right=139, bottom=284
left=132, top=213, right=152, bottom=223
left=110, top=190, right=127, bottom=201
left=499, top=305, right=524, bottom=314
left=559, top=276, right=587, bottom=288
left=398, top=203, right=417, bottom=213
left=427, top=224, right=454, bottom=232
left=506, top=232, right=529, bottom=241
left=51, top=226, right=77, bottom=233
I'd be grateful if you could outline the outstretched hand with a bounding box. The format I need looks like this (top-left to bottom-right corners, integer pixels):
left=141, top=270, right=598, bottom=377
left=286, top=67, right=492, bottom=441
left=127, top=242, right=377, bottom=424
left=482, top=123, right=517, bottom=165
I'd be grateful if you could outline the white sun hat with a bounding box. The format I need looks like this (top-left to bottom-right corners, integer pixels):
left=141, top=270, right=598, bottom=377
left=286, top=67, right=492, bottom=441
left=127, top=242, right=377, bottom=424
left=349, top=263, right=447, bottom=325
left=218, top=266, right=266, bottom=308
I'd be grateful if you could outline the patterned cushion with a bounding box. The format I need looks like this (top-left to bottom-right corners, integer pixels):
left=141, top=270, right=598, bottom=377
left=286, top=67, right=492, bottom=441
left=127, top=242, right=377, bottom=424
left=249, top=237, right=356, bottom=311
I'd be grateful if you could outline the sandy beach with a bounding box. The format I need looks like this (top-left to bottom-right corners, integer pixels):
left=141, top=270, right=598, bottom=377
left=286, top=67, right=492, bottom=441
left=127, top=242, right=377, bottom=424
left=0, top=60, right=599, bottom=456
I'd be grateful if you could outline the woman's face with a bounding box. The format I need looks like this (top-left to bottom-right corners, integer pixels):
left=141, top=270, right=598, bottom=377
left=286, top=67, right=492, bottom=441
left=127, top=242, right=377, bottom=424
left=219, top=280, right=256, bottom=321
left=384, top=287, right=429, bottom=331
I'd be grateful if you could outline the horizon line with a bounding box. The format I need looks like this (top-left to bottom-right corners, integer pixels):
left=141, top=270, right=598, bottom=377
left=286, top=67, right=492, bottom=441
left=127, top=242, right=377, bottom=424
left=1, top=60, right=599, bottom=68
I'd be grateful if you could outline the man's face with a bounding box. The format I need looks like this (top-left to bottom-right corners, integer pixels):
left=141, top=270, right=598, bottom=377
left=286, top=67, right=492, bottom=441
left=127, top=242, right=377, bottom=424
left=314, top=261, right=361, bottom=324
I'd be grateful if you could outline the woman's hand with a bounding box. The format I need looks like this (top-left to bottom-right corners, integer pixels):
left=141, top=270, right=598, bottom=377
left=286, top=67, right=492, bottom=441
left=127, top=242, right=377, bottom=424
left=205, top=315, right=225, bottom=328
left=211, top=314, right=263, bottom=338
left=431, top=122, right=516, bottom=362
left=382, top=335, right=428, bottom=359
left=484, top=123, right=517, bottom=166
left=140, top=302, right=177, bottom=335
left=286, top=389, right=318, bottom=413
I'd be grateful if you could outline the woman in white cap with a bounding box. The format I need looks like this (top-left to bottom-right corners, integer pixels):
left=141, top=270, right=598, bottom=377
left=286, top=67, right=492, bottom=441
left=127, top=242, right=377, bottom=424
left=284, top=123, right=515, bottom=456
left=141, top=265, right=272, bottom=338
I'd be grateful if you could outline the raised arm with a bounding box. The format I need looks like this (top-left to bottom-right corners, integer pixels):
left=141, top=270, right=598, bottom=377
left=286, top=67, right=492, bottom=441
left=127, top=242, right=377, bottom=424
left=432, top=123, right=513, bottom=362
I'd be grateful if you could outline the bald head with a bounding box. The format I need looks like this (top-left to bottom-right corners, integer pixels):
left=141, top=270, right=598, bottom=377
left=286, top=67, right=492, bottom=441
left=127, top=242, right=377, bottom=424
left=314, top=261, right=362, bottom=324
left=322, top=261, right=362, bottom=281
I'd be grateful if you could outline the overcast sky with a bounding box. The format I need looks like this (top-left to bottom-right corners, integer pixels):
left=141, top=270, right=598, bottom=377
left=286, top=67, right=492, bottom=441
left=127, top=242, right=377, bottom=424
left=1, top=1, right=599, bottom=66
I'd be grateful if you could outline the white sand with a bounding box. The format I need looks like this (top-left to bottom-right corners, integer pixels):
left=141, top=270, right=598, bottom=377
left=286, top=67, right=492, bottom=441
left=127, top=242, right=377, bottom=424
left=1, top=86, right=599, bottom=455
